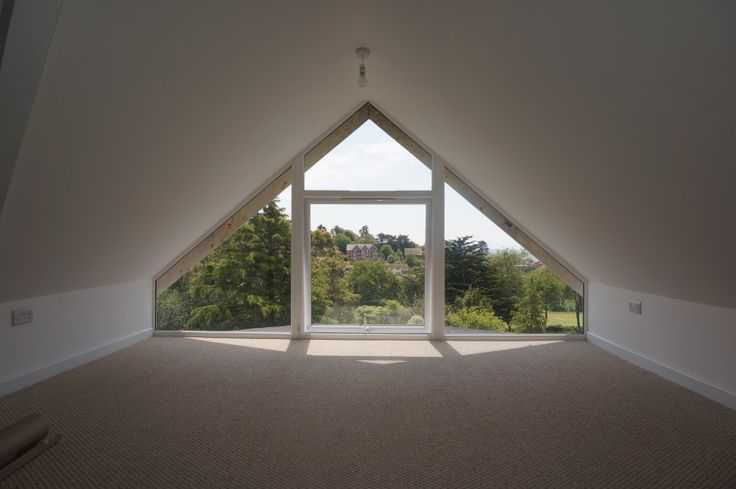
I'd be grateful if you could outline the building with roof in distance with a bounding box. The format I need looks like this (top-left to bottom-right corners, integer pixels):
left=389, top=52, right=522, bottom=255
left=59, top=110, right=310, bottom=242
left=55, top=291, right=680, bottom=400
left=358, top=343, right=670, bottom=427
left=404, top=247, right=424, bottom=258
left=346, top=243, right=379, bottom=261
left=515, top=261, right=543, bottom=273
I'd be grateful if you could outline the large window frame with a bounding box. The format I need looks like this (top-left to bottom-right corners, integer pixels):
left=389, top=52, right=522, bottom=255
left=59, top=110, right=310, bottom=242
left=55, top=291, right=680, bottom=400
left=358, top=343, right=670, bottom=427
left=154, top=101, right=586, bottom=339
left=303, top=196, right=432, bottom=334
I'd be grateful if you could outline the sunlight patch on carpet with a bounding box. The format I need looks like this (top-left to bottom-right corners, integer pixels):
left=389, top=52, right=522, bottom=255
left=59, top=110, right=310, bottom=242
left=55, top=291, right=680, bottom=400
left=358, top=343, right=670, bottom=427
left=190, top=337, right=291, bottom=352
left=307, top=340, right=442, bottom=358
left=447, top=340, right=562, bottom=356
left=356, top=359, right=407, bottom=365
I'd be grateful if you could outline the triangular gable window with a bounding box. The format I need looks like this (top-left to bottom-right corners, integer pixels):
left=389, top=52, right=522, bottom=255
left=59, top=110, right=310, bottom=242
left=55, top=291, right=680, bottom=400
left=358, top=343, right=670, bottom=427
left=155, top=102, right=585, bottom=336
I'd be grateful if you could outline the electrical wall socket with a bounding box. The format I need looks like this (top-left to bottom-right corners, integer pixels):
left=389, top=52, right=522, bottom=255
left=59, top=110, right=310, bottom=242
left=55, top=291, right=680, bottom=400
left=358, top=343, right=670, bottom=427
left=628, top=300, right=642, bottom=315
left=11, top=308, right=33, bottom=326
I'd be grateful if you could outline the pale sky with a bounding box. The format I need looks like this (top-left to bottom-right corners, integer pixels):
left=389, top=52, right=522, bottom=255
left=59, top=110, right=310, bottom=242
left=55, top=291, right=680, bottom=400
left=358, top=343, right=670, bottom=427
left=274, top=121, right=521, bottom=250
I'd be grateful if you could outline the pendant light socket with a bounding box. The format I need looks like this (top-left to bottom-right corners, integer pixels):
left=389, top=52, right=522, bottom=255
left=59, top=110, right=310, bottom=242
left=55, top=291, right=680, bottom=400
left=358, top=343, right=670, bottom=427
left=356, top=47, right=370, bottom=87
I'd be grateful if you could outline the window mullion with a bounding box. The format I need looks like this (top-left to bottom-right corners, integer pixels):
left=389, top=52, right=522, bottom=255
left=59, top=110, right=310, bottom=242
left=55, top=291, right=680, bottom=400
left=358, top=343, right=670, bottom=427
left=291, top=154, right=306, bottom=338
left=429, top=156, right=445, bottom=339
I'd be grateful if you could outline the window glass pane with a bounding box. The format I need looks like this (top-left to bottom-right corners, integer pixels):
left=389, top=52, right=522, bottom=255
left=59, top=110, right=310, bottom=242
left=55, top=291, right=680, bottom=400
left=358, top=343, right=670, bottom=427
left=444, top=184, right=584, bottom=334
left=156, top=187, right=292, bottom=331
left=310, top=204, right=426, bottom=327
left=305, top=121, right=431, bottom=190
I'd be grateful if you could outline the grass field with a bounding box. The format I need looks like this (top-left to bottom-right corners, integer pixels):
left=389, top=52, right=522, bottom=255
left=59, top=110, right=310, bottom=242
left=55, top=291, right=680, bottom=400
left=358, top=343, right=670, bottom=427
left=546, top=311, right=583, bottom=328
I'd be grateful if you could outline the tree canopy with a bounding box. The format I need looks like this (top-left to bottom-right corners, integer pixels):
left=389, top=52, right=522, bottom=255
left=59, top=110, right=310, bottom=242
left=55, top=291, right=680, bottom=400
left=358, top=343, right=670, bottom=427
left=157, top=202, right=582, bottom=334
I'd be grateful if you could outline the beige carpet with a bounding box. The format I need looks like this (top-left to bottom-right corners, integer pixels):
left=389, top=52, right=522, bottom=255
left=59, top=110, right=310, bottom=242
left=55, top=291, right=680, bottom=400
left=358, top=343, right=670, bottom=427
left=0, top=338, right=734, bottom=488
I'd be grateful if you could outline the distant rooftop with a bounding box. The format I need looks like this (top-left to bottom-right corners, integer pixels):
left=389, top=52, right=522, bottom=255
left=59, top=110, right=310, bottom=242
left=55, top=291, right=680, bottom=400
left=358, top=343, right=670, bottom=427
left=346, top=243, right=378, bottom=251
left=404, top=247, right=424, bottom=256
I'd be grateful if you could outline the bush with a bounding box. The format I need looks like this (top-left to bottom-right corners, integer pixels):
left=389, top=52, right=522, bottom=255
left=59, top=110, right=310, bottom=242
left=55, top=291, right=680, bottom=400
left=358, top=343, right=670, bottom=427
left=353, top=300, right=416, bottom=325
left=445, top=306, right=507, bottom=332
left=356, top=305, right=390, bottom=324
left=407, top=315, right=424, bottom=325
left=382, top=300, right=412, bottom=323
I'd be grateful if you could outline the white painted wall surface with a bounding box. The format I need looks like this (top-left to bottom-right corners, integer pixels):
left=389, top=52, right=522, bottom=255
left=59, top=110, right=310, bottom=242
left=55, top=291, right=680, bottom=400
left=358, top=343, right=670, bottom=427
left=0, top=280, right=152, bottom=395
left=588, top=282, right=736, bottom=409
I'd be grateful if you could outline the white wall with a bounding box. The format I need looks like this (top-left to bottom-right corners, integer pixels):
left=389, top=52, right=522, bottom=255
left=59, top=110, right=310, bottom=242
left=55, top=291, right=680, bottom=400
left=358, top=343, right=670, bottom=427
left=0, top=280, right=152, bottom=395
left=587, top=282, right=736, bottom=409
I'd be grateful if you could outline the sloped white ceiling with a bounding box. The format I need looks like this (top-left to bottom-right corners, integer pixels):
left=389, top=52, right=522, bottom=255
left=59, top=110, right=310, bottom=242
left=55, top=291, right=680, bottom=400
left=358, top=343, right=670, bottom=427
left=1, top=1, right=734, bottom=307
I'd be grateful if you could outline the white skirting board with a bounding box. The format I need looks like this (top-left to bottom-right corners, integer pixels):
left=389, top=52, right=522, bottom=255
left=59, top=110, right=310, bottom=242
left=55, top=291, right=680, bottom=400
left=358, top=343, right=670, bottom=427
left=0, top=328, right=152, bottom=397
left=587, top=332, right=736, bottom=410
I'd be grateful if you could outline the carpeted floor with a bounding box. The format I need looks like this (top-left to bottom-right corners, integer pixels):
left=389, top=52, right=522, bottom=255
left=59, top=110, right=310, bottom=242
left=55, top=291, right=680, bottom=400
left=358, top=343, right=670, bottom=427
left=0, top=338, right=734, bottom=488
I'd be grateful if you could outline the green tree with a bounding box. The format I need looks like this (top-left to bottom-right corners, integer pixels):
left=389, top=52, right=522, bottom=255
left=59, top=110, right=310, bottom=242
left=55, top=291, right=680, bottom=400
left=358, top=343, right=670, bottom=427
left=311, top=253, right=357, bottom=323
left=311, top=226, right=336, bottom=257
left=379, top=244, right=394, bottom=260
left=406, top=255, right=420, bottom=268
left=331, top=226, right=356, bottom=252
left=457, top=287, right=492, bottom=309
left=333, top=233, right=351, bottom=253
left=445, top=287, right=508, bottom=332
left=357, top=225, right=375, bottom=244
left=513, top=273, right=546, bottom=332
left=387, top=251, right=404, bottom=263
left=485, top=249, right=528, bottom=326
left=400, top=266, right=425, bottom=307
left=564, top=286, right=584, bottom=333
left=376, top=233, right=392, bottom=247
left=445, top=236, right=491, bottom=305
left=395, top=234, right=414, bottom=255
left=376, top=233, right=418, bottom=254
left=529, top=266, right=565, bottom=323
left=183, top=200, right=291, bottom=330
left=311, top=259, right=331, bottom=321
left=346, top=260, right=400, bottom=305
left=331, top=226, right=356, bottom=240
left=156, top=285, right=191, bottom=330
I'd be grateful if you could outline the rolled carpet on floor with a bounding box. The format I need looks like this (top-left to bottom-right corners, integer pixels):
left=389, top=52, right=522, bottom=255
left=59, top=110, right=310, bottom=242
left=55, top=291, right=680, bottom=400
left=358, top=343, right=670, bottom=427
left=0, top=414, right=59, bottom=481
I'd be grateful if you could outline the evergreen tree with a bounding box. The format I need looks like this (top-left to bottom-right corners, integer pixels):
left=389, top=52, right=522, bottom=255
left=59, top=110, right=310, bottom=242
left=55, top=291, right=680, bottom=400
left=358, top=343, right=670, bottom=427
left=485, top=249, right=528, bottom=325
left=444, top=236, right=492, bottom=305
left=184, top=200, right=291, bottom=330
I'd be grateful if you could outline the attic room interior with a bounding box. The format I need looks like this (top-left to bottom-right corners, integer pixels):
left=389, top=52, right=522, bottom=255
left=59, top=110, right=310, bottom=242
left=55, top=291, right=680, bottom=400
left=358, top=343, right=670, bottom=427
left=0, top=1, right=734, bottom=488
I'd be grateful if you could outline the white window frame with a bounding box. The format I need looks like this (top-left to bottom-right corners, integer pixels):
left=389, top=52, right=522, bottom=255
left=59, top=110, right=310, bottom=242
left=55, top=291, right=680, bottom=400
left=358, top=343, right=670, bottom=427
left=154, top=101, right=586, bottom=340
left=302, top=195, right=433, bottom=335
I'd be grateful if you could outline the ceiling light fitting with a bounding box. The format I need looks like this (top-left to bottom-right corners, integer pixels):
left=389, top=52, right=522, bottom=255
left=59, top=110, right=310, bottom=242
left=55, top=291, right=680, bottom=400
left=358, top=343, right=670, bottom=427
left=356, top=47, right=370, bottom=87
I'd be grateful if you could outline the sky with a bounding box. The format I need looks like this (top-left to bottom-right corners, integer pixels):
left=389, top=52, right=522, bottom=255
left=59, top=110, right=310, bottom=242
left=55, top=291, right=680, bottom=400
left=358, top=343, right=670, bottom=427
left=275, top=121, right=521, bottom=250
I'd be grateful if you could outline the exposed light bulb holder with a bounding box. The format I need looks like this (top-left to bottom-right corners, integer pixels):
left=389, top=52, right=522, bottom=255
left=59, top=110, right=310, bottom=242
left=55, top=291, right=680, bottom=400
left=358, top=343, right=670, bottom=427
left=358, top=63, right=367, bottom=87
left=355, top=47, right=370, bottom=87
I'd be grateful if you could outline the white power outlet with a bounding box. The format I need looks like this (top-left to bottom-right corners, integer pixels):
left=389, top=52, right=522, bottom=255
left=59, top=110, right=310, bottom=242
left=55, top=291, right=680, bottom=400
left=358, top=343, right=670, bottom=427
left=628, top=300, right=642, bottom=315
left=12, top=308, right=33, bottom=326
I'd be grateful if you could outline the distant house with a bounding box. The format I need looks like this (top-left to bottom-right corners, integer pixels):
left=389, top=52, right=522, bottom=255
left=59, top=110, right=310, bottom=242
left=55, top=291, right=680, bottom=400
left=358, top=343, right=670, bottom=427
left=404, top=247, right=424, bottom=257
left=346, top=243, right=380, bottom=261
left=515, top=261, right=543, bottom=272
left=388, top=263, right=409, bottom=274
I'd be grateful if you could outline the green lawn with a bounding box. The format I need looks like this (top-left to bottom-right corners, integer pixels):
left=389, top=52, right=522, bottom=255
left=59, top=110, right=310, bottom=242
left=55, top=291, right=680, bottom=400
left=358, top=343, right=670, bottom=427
left=546, top=311, right=583, bottom=328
